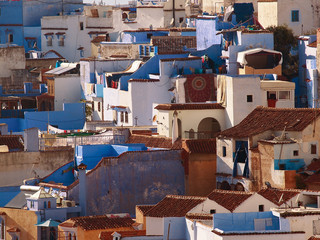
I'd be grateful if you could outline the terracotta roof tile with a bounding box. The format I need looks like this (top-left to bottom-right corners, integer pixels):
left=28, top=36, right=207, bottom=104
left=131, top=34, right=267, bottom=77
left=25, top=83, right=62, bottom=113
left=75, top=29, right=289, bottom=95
left=306, top=160, right=320, bottom=171
left=308, top=40, right=317, bottom=48
left=91, top=36, right=108, bottom=43
left=207, top=189, right=253, bottom=212
left=219, top=107, right=320, bottom=138
left=145, top=195, right=206, bottom=217
left=258, top=188, right=300, bottom=206
left=0, top=135, right=24, bottom=151
left=136, top=205, right=155, bottom=215
left=151, top=36, right=196, bottom=54
left=99, top=230, right=146, bottom=240
left=281, top=211, right=320, bottom=218
left=305, top=173, right=320, bottom=184
left=186, top=213, right=213, bottom=220
left=64, top=215, right=135, bottom=231
left=127, top=134, right=216, bottom=153
left=155, top=103, right=224, bottom=110
left=309, top=237, right=320, bottom=240
left=126, top=134, right=182, bottom=150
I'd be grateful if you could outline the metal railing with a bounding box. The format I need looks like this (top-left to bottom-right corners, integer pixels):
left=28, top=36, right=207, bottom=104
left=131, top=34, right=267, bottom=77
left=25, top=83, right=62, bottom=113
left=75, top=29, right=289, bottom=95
left=39, top=134, right=125, bottom=151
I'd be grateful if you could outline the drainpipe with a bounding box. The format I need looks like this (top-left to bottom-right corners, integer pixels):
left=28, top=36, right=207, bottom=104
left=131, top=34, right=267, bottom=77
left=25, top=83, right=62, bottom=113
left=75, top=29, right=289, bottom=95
left=78, top=163, right=87, bottom=216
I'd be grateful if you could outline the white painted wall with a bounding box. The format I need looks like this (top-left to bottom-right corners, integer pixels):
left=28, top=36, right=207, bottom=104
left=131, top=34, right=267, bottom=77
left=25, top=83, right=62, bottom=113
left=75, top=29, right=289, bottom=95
left=146, top=217, right=164, bottom=236
left=54, top=75, right=81, bottom=111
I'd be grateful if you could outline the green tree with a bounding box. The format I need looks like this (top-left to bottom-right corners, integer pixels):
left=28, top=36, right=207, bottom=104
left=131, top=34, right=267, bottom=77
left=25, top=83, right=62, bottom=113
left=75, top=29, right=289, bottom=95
left=266, top=25, right=298, bottom=78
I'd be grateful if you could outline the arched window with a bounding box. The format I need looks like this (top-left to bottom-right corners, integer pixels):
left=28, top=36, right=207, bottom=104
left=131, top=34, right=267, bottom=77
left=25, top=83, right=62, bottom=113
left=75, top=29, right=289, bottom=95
left=68, top=232, right=72, bottom=240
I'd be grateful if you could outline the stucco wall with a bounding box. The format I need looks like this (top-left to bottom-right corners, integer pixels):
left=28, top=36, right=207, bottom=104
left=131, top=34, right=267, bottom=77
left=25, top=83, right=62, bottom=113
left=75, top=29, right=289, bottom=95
left=186, top=153, right=216, bottom=196
left=0, top=46, right=25, bottom=78
left=258, top=2, right=278, bottom=30
left=0, top=208, right=38, bottom=240
left=0, top=149, right=74, bottom=187
left=68, top=150, right=185, bottom=216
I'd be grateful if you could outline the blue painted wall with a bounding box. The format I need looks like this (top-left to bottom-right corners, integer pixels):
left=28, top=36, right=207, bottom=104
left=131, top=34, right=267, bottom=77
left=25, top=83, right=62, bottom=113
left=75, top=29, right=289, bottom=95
left=75, top=144, right=147, bottom=170
left=43, top=161, right=75, bottom=186
left=0, top=186, right=21, bottom=207
left=120, top=53, right=188, bottom=91
left=122, top=31, right=168, bottom=43
left=68, top=149, right=185, bottom=216
left=274, top=159, right=305, bottom=171
left=213, top=211, right=280, bottom=232
left=24, top=102, right=85, bottom=131
left=0, top=83, right=46, bottom=97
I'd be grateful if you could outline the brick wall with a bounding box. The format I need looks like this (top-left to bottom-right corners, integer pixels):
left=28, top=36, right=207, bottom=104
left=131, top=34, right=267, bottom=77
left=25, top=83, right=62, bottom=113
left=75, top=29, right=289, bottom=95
left=151, top=36, right=196, bottom=54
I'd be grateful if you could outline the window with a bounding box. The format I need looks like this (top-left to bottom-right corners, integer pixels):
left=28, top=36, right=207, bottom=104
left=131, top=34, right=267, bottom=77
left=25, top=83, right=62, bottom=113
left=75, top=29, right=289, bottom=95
left=48, top=201, right=51, bottom=208
left=8, top=33, right=13, bottom=43
left=68, top=233, right=72, bottom=240
left=0, top=218, right=4, bottom=240
left=311, top=144, right=317, bottom=154
left=120, top=112, right=124, bottom=122
left=147, top=33, right=153, bottom=39
left=267, top=91, right=277, bottom=100
left=279, top=164, right=286, bottom=170
left=58, top=36, right=64, bottom=46
left=247, top=95, right=253, bottom=102
left=47, top=36, right=52, bottom=46
left=44, top=201, right=47, bottom=209
left=222, top=146, right=226, bottom=157
left=292, top=10, right=299, bottom=22
left=125, top=111, right=128, bottom=123
left=179, top=17, right=184, bottom=23
left=279, top=91, right=290, bottom=100
left=210, top=209, right=216, bottom=214
left=30, top=201, right=34, bottom=208
left=80, top=22, right=84, bottom=31
left=98, top=102, right=101, bottom=112
left=293, top=150, right=299, bottom=156
left=259, top=204, right=264, bottom=212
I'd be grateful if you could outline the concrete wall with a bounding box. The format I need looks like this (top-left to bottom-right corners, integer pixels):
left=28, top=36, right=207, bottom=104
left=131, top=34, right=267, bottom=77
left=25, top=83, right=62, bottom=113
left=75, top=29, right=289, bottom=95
left=68, top=150, right=185, bottom=216
left=146, top=217, right=164, bottom=236
left=0, top=208, right=38, bottom=240
left=258, top=2, right=278, bottom=30
left=0, top=46, right=25, bottom=78
left=0, top=149, right=74, bottom=187
left=54, top=75, right=81, bottom=111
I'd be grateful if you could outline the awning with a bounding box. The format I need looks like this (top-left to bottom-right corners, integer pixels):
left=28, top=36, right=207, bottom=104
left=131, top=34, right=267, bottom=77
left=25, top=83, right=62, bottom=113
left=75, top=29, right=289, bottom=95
left=35, top=219, right=60, bottom=227
left=237, top=48, right=283, bottom=66
left=111, top=105, right=128, bottom=112
left=45, top=63, right=78, bottom=75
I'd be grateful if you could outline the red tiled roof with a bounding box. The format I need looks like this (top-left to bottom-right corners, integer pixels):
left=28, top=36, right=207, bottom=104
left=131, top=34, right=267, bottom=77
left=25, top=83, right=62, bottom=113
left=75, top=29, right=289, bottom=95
left=126, top=134, right=217, bottom=153
left=186, top=213, right=213, bottom=220
left=305, top=173, right=320, bottom=184
left=219, top=107, right=320, bottom=138
left=136, top=205, right=155, bottom=215
left=207, top=189, right=253, bottom=212
left=184, top=139, right=216, bottom=153
left=258, top=188, right=300, bottom=206
left=126, top=134, right=182, bottom=150
left=281, top=211, right=320, bottom=218
left=0, top=135, right=24, bottom=151
left=88, top=31, right=108, bottom=35
left=128, top=79, right=160, bottom=82
left=151, top=36, right=196, bottom=54
left=308, top=237, right=320, bottom=240
left=99, top=230, right=146, bottom=240
left=155, top=103, right=224, bottom=110
left=91, top=36, right=107, bottom=43
left=306, top=160, right=320, bottom=171
left=308, top=40, right=317, bottom=48
left=145, top=195, right=206, bottom=217
left=0, top=212, right=6, bottom=215
left=64, top=215, right=135, bottom=231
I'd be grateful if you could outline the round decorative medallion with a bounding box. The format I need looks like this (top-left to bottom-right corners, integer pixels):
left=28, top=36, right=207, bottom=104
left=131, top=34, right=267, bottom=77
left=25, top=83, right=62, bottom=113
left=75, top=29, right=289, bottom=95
left=192, top=76, right=206, bottom=90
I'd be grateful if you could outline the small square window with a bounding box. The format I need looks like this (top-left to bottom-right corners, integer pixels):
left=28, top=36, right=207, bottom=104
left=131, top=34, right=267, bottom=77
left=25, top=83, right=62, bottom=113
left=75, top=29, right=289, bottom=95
left=279, top=91, right=290, bottom=100
left=279, top=164, right=286, bottom=170
left=247, top=95, right=253, bottom=102
left=292, top=10, right=299, bottom=22
left=179, top=17, right=184, bottom=23
left=293, top=150, right=299, bottom=156
left=222, top=146, right=226, bottom=157
left=259, top=204, right=264, bottom=212
left=311, top=144, right=317, bottom=154
left=147, top=33, right=153, bottom=39
left=210, top=209, right=216, bottom=214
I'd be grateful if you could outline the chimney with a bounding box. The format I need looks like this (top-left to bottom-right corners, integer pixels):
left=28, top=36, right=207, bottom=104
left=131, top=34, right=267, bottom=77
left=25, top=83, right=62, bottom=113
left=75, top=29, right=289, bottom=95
left=78, top=163, right=87, bottom=216
left=24, top=127, right=39, bottom=152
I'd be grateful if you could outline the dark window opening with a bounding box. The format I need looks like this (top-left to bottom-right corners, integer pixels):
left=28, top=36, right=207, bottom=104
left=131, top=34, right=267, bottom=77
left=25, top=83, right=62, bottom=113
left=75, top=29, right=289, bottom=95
left=311, top=144, right=317, bottom=154
left=80, top=22, right=84, bottom=30
left=222, top=146, right=226, bottom=157
left=259, top=205, right=264, bottom=212
left=210, top=209, right=216, bottom=214
left=125, top=111, right=128, bottom=123
left=98, top=102, right=101, bottom=112
left=147, top=33, right=153, bottom=39
left=234, top=141, right=248, bottom=163
left=293, top=150, right=299, bottom=156
left=247, top=95, right=253, bottom=102
left=179, top=17, right=184, bottom=23
left=279, top=164, right=286, bottom=170
left=8, top=33, right=13, bottom=43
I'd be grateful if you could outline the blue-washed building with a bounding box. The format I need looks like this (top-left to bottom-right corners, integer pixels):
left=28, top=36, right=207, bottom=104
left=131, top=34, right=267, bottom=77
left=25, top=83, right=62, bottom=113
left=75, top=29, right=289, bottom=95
left=0, top=0, right=83, bottom=52
left=36, top=144, right=185, bottom=216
